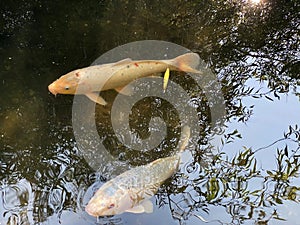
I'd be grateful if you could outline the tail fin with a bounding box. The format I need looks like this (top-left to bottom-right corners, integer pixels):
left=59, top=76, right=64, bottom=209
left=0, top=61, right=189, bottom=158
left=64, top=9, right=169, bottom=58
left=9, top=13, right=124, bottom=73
left=178, top=125, right=190, bottom=152
left=170, top=53, right=202, bottom=74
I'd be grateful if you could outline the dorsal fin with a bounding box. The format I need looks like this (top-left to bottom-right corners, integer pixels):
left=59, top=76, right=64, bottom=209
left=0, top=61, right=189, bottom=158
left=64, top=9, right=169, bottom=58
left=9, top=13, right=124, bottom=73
left=113, top=58, right=132, bottom=66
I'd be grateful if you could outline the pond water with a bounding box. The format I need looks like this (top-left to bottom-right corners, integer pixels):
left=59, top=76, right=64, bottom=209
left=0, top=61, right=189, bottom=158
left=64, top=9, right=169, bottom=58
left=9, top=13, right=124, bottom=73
left=0, top=1, right=299, bottom=225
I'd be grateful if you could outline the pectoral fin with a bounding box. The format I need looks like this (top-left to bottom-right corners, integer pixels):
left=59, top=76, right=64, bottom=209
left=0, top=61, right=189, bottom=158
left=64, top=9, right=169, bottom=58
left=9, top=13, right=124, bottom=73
left=125, top=200, right=153, bottom=214
left=125, top=205, right=145, bottom=214
left=115, top=84, right=134, bottom=96
left=85, top=93, right=107, bottom=105
left=141, top=200, right=153, bottom=213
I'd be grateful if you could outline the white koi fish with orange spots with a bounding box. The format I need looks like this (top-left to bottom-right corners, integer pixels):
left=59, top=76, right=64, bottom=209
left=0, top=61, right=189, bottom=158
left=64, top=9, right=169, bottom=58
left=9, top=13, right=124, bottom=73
left=85, top=126, right=190, bottom=217
left=48, top=53, right=202, bottom=105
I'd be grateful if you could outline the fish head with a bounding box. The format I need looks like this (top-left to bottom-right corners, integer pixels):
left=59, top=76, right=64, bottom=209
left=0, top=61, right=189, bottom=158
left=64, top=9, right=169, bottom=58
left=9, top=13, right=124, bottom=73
left=85, top=186, right=132, bottom=217
left=85, top=193, right=120, bottom=217
left=48, top=69, right=83, bottom=95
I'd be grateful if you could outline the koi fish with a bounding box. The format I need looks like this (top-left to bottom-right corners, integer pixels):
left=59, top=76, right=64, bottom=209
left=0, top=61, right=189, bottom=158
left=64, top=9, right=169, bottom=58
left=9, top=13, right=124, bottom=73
left=48, top=53, right=202, bottom=105
left=85, top=126, right=190, bottom=217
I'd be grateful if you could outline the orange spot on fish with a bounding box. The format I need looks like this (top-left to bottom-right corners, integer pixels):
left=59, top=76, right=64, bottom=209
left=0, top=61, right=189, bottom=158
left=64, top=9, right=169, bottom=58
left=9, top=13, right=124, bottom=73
left=134, top=63, right=139, bottom=67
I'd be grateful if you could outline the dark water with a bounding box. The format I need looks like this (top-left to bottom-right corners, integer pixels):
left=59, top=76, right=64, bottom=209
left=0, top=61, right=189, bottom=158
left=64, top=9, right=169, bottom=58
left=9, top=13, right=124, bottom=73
left=1, top=0, right=299, bottom=224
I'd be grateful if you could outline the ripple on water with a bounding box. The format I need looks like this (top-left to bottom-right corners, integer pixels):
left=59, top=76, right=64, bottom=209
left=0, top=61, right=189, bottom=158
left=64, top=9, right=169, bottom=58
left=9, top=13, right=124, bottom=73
left=0, top=179, right=33, bottom=225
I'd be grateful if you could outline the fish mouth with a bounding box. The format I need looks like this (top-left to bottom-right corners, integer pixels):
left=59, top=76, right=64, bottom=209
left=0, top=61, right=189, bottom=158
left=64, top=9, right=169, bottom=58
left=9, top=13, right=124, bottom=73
left=48, top=83, right=57, bottom=96
left=85, top=203, right=99, bottom=217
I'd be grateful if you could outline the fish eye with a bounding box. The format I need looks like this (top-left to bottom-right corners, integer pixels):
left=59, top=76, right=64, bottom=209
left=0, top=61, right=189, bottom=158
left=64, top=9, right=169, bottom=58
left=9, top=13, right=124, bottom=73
left=107, top=203, right=115, bottom=209
left=65, top=87, right=69, bottom=90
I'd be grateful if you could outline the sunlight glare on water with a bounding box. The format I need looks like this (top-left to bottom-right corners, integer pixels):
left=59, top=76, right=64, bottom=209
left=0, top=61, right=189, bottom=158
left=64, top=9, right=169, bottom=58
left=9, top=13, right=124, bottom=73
left=250, top=0, right=261, bottom=4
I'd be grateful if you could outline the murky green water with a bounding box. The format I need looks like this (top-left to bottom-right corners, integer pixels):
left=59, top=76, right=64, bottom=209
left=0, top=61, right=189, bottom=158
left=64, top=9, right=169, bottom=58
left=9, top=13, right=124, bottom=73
left=1, top=0, right=299, bottom=224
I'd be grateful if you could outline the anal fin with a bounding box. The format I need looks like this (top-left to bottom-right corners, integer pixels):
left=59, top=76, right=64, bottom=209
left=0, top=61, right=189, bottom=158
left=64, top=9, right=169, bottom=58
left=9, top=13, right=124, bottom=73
left=115, top=83, right=134, bottom=96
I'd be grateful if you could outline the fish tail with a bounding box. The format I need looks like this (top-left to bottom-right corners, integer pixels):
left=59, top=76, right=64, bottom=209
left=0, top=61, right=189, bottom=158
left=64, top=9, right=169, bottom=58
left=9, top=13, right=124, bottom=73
left=178, top=125, right=190, bottom=152
left=171, top=53, right=202, bottom=74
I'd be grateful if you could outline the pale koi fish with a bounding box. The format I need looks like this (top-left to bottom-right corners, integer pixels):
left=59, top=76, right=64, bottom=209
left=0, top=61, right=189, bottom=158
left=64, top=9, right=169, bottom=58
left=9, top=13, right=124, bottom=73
left=48, top=53, right=202, bottom=105
left=85, top=126, right=190, bottom=217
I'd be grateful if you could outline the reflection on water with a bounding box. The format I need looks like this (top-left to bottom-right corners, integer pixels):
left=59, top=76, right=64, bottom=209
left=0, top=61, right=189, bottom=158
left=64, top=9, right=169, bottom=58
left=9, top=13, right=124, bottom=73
left=0, top=0, right=299, bottom=224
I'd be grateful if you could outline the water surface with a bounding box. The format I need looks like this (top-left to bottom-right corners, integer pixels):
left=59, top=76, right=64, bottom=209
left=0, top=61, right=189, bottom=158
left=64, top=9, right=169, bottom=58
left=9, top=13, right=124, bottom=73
left=0, top=1, right=299, bottom=224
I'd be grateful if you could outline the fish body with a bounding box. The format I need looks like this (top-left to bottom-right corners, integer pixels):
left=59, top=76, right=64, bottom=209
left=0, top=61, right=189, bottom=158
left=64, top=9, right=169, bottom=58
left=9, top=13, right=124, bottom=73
left=48, top=53, right=201, bottom=105
left=85, top=154, right=180, bottom=216
left=85, top=126, right=190, bottom=217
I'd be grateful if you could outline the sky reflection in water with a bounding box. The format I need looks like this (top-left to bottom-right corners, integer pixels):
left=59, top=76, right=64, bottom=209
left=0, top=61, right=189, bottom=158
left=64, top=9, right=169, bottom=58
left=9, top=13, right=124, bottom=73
left=0, top=0, right=299, bottom=224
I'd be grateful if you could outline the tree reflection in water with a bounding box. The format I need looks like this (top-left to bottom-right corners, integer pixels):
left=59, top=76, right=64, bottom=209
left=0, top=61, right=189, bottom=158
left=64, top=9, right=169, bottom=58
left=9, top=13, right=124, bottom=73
left=0, top=0, right=299, bottom=224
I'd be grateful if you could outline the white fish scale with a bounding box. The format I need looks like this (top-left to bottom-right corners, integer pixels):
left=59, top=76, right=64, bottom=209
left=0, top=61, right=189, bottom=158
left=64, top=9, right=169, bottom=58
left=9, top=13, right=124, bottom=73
left=112, top=154, right=180, bottom=191
left=102, top=61, right=171, bottom=90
